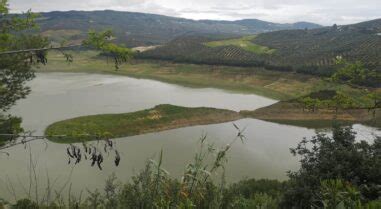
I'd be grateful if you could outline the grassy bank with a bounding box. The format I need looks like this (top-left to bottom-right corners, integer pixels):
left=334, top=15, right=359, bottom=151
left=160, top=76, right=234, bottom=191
left=241, top=101, right=381, bottom=128
left=45, top=104, right=241, bottom=143
left=45, top=102, right=380, bottom=143
left=37, top=50, right=370, bottom=103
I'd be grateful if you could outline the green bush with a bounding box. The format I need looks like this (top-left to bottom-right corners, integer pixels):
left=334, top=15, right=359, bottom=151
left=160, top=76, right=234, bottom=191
left=12, top=199, right=39, bottom=209
left=281, top=125, right=381, bottom=208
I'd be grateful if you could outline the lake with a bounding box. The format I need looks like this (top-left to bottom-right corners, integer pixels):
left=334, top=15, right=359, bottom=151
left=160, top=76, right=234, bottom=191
left=0, top=72, right=378, bottom=201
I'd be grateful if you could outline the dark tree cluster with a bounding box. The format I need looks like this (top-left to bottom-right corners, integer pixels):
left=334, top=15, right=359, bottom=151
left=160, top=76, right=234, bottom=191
left=281, top=125, right=381, bottom=208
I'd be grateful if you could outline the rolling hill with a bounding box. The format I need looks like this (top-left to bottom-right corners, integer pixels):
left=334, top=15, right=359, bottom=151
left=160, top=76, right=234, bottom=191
left=253, top=19, right=381, bottom=70
left=140, top=19, right=381, bottom=76
left=35, top=10, right=321, bottom=47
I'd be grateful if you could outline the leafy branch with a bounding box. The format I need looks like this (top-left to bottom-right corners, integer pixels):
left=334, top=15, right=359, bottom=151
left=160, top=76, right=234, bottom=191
left=82, top=30, right=133, bottom=70
left=0, top=30, right=134, bottom=69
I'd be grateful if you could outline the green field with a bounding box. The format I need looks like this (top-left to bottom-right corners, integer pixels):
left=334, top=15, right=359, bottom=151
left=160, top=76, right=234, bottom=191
left=45, top=104, right=241, bottom=143
left=205, top=35, right=275, bottom=54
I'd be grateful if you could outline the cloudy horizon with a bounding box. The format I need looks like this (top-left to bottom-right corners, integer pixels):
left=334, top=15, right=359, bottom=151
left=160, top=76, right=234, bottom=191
left=9, top=0, right=381, bottom=26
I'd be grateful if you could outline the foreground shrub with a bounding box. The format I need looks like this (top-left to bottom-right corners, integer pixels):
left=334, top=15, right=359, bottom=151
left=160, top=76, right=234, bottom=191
left=281, top=125, right=381, bottom=208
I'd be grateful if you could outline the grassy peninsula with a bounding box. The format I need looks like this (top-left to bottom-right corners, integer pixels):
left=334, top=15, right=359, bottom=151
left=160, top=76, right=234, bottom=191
left=45, top=104, right=241, bottom=143
left=45, top=101, right=380, bottom=144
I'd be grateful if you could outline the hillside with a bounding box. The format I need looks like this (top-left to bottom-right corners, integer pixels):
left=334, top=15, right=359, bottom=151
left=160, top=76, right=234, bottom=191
left=140, top=19, right=381, bottom=76
left=139, top=35, right=270, bottom=67
left=35, top=10, right=321, bottom=47
left=253, top=19, right=381, bottom=71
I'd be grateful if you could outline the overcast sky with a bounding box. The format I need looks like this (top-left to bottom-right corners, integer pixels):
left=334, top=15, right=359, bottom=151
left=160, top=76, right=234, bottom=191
left=9, top=0, right=381, bottom=25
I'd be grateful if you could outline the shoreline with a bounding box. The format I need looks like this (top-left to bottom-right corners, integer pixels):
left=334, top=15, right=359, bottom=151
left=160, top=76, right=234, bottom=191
left=38, top=50, right=347, bottom=101
left=38, top=50, right=375, bottom=105
left=45, top=104, right=242, bottom=143
left=36, top=67, right=289, bottom=101
left=45, top=102, right=380, bottom=144
left=241, top=101, right=381, bottom=128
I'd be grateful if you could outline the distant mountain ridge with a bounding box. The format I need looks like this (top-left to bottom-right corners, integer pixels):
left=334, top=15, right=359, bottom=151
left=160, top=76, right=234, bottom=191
left=35, top=10, right=321, bottom=47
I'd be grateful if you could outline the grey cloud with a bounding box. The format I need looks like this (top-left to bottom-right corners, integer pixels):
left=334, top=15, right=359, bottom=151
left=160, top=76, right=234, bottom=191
left=9, top=0, right=381, bottom=25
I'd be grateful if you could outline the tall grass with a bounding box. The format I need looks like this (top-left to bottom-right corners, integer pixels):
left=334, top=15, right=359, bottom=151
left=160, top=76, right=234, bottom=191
left=3, top=126, right=380, bottom=209
left=2, top=125, right=283, bottom=209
